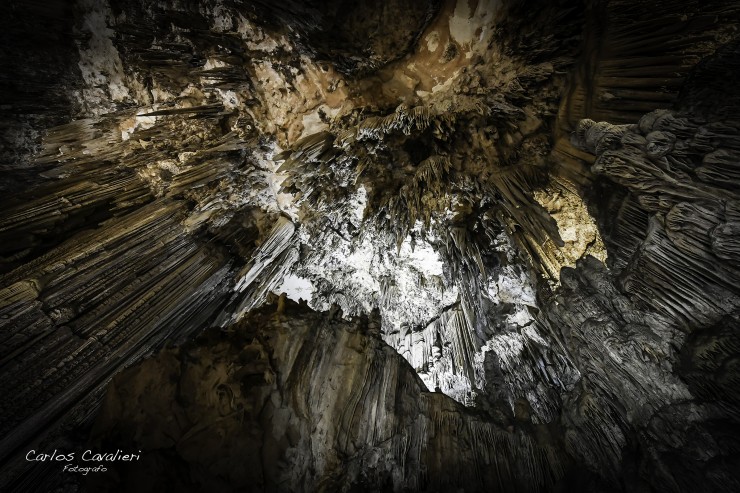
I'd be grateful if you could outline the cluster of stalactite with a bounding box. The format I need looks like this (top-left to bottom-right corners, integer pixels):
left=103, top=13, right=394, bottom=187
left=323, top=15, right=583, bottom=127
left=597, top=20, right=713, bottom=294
left=1, top=0, right=740, bottom=491
left=0, top=4, right=297, bottom=478
left=277, top=91, right=568, bottom=275
left=270, top=42, right=583, bottom=402
left=572, top=109, right=740, bottom=326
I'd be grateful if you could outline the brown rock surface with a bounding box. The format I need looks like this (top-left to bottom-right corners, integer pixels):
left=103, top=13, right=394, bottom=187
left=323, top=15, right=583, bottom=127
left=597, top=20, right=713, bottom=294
left=88, top=299, right=564, bottom=492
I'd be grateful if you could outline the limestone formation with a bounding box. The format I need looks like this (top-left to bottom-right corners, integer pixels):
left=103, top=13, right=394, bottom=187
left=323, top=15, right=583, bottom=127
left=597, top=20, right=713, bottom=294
left=88, top=299, right=565, bottom=493
left=1, top=0, right=739, bottom=491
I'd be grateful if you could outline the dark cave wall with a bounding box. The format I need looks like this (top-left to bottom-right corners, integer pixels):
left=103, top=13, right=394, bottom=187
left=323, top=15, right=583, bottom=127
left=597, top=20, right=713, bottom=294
left=244, top=0, right=441, bottom=76
left=0, top=0, right=85, bottom=193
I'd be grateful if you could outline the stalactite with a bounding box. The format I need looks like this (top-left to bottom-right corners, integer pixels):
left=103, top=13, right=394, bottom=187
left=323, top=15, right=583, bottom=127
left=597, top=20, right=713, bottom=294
left=3, top=0, right=740, bottom=491
left=0, top=199, right=237, bottom=477
left=215, top=216, right=297, bottom=326
left=572, top=109, right=740, bottom=327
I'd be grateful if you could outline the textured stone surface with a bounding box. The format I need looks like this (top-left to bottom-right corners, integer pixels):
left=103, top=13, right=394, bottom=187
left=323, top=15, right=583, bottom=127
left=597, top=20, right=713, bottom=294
left=88, top=299, right=565, bottom=492
left=0, top=0, right=739, bottom=491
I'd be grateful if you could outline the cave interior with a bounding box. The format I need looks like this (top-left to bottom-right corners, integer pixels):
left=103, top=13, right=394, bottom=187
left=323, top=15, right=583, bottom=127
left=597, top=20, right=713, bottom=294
left=1, top=0, right=740, bottom=492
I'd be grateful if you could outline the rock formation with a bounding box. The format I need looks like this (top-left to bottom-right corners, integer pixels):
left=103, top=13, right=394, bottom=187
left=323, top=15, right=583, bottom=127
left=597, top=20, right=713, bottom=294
left=88, top=299, right=565, bottom=492
left=1, top=0, right=739, bottom=491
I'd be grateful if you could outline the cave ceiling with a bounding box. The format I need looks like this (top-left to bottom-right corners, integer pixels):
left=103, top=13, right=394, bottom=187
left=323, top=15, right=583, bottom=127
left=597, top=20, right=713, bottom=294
left=1, top=0, right=740, bottom=492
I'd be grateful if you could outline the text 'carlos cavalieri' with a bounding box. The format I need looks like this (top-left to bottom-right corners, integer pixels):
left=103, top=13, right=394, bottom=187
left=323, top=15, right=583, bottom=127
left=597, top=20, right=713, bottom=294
left=26, top=449, right=142, bottom=475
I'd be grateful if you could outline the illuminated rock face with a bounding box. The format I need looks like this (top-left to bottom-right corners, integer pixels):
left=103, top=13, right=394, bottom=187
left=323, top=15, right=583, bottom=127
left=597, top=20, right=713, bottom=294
left=1, top=0, right=740, bottom=491
left=88, top=300, right=565, bottom=493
